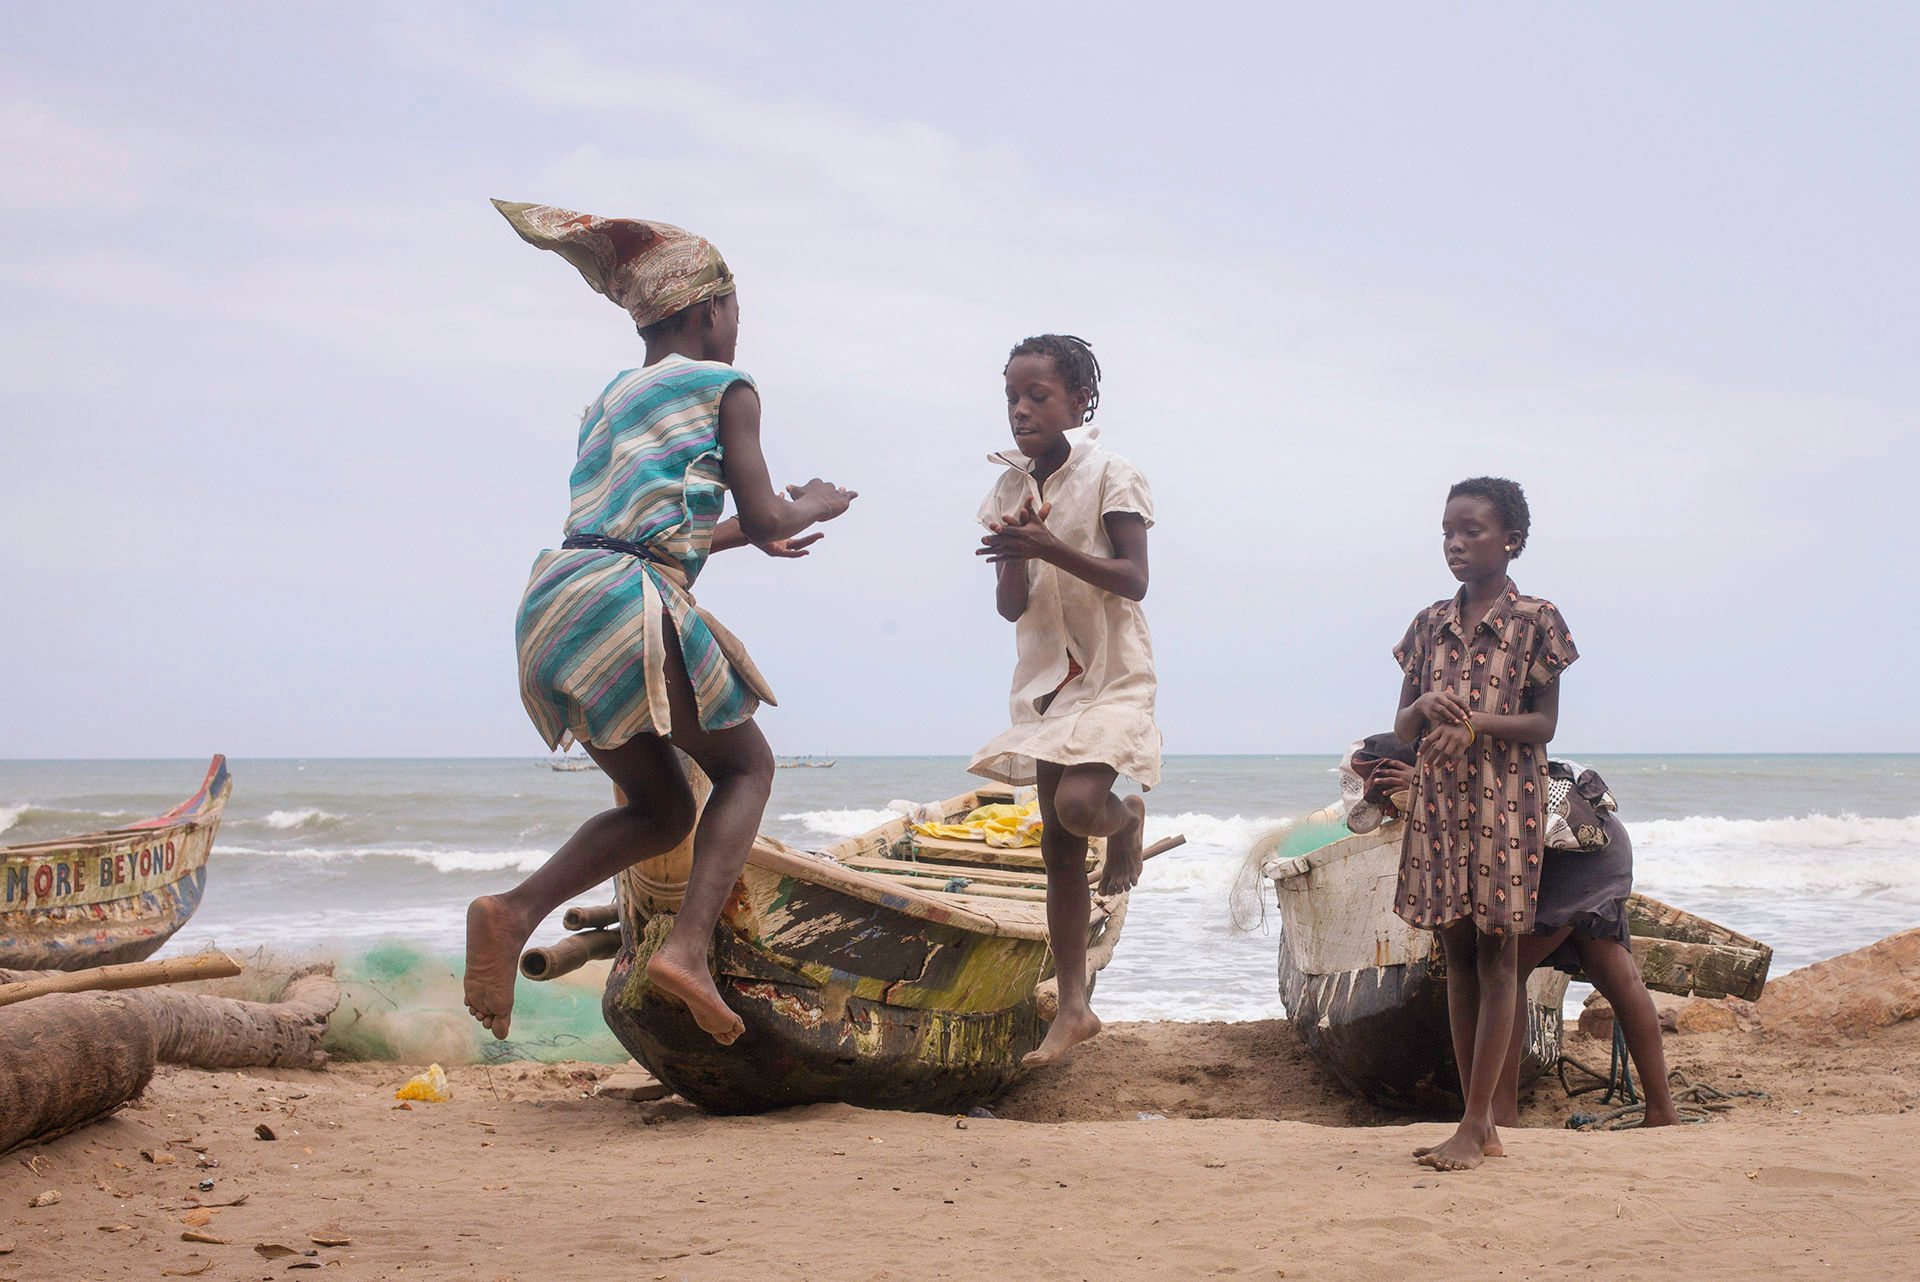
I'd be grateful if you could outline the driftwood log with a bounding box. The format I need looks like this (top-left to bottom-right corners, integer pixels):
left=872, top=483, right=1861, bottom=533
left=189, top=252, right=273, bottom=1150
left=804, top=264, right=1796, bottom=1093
left=0, top=951, right=243, bottom=1008
left=0, top=992, right=158, bottom=1154
left=0, top=964, right=341, bottom=1155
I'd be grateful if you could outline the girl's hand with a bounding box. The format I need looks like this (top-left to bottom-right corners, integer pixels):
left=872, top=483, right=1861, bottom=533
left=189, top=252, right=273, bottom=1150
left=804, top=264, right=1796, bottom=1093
left=757, top=533, right=824, bottom=559
left=1414, top=690, right=1470, bottom=727
left=786, top=479, right=858, bottom=522
left=976, top=497, right=1060, bottom=564
left=1366, top=759, right=1417, bottom=799
left=1419, top=721, right=1472, bottom=770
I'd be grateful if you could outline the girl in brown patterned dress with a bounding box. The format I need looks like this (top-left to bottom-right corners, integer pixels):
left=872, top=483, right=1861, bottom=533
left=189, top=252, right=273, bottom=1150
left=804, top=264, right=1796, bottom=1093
left=1391, top=477, right=1577, bottom=1171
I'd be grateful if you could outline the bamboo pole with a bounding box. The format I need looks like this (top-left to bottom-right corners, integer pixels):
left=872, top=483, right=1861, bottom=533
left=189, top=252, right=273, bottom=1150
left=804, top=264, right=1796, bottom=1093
left=563, top=902, right=620, bottom=932
left=520, top=928, right=622, bottom=981
left=0, top=951, right=242, bottom=1009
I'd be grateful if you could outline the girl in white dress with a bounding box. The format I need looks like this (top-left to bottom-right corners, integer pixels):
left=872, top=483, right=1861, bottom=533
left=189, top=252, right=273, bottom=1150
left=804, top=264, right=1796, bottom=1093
left=973, top=334, right=1162, bottom=1067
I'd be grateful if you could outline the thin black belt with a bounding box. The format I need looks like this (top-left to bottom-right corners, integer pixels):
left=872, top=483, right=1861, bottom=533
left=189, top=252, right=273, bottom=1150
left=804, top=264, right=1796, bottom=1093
left=562, top=533, right=658, bottom=561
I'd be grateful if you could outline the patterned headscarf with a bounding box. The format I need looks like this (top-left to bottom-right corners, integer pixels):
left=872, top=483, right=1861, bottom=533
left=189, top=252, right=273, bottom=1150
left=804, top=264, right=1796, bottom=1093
left=492, top=199, right=736, bottom=330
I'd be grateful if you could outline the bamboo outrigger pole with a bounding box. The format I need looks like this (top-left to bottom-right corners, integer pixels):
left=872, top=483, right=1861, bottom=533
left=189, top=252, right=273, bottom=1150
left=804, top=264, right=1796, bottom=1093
left=0, top=951, right=243, bottom=1009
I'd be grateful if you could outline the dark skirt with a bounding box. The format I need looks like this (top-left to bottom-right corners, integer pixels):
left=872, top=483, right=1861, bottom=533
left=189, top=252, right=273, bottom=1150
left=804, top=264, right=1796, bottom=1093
left=1532, top=812, right=1633, bottom=973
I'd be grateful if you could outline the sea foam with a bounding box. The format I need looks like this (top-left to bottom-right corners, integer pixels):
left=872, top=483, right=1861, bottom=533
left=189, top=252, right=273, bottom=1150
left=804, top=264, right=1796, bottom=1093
left=262, top=808, right=346, bottom=831
left=0, top=803, right=27, bottom=837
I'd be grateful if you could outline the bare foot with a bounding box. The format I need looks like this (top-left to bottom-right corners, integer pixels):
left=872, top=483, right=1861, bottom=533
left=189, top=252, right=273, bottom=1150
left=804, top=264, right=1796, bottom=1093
left=1640, top=1103, right=1681, bottom=1128
left=1097, top=796, right=1148, bottom=895
left=1412, top=1135, right=1505, bottom=1159
left=1022, top=1006, right=1101, bottom=1069
left=464, top=896, right=532, bottom=1040
left=1415, top=1122, right=1500, bottom=1171
left=646, top=951, right=745, bottom=1046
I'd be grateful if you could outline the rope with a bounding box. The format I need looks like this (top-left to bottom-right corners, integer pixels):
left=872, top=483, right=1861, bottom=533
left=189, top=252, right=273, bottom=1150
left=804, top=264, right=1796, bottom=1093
left=1559, top=1063, right=1770, bottom=1131
left=1605, top=1020, right=1638, bottom=1105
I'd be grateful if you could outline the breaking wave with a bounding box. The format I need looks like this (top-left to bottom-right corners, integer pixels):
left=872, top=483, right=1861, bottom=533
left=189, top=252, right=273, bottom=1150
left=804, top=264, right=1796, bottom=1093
left=262, top=808, right=347, bottom=831
left=214, top=844, right=553, bottom=875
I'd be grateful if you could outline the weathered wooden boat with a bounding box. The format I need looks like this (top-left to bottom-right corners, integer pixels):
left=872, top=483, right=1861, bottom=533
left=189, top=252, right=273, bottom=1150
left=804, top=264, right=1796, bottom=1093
left=590, top=776, right=1131, bottom=1114
left=1, top=756, right=231, bottom=971
left=1261, top=806, right=1771, bottom=1112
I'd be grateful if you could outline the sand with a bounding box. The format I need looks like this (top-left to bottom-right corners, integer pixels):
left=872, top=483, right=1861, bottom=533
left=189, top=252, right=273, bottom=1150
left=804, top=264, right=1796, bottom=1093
left=4, top=1005, right=1918, bottom=1282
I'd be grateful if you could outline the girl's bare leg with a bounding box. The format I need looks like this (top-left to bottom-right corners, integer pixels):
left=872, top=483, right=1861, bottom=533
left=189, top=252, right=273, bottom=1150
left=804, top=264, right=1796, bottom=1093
left=1419, top=925, right=1520, bottom=1172
left=1023, top=760, right=1101, bottom=1068
left=1493, top=928, right=1573, bottom=1127
left=464, top=734, right=693, bottom=1039
left=1049, top=762, right=1147, bottom=894
left=1575, top=937, right=1679, bottom=1126
left=465, top=617, right=772, bottom=1045
left=1415, top=919, right=1481, bottom=1156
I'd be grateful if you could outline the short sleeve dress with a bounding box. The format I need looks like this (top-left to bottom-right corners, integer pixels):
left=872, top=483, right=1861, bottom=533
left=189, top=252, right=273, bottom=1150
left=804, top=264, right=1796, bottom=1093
left=514, top=356, right=775, bottom=751
left=1392, top=581, right=1577, bottom=935
left=967, top=427, right=1162, bottom=789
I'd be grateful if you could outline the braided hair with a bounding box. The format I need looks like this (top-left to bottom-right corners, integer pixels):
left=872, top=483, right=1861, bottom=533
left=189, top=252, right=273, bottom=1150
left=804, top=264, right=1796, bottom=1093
left=1006, top=334, right=1101, bottom=424
left=1447, top=476, right=1531, bottom=558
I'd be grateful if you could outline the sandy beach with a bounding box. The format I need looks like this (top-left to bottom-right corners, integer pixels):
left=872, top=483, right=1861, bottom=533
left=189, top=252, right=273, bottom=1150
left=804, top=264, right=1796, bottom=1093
left=6, top=980, right=1917, bottom=1282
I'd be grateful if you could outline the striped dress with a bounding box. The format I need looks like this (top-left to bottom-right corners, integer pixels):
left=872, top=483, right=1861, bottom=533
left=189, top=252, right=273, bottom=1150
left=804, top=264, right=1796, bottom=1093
left=515, top=356, right=768, bottom=750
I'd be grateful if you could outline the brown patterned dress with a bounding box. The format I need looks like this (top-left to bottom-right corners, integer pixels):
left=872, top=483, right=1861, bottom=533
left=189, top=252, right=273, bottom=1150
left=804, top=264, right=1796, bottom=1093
left=1393, top=581, right=1578, bottom=935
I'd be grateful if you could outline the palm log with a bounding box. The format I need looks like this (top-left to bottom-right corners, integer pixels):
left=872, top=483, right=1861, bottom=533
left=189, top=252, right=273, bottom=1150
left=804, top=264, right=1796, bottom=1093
left=0, top=992, right=158, bottom=1155
left=0, top=963, right=340, bottom=1069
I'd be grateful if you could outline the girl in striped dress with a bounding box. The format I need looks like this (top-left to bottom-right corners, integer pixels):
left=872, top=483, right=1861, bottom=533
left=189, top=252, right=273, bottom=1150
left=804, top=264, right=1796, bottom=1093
left=464, top=201, right=856, bottom=1044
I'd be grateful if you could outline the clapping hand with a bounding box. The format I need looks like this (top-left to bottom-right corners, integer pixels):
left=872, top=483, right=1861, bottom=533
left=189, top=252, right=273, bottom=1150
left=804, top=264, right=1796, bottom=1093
left=787, top=478, right=858, bottom=522
left=757, top=533, right=825, bottom=559
left=976, top=496, right=1060, bottom=564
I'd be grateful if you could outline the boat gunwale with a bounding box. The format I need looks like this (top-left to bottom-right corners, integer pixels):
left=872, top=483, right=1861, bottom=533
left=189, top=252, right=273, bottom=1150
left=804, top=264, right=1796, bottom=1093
left=0, top=755, right=230, bottom=857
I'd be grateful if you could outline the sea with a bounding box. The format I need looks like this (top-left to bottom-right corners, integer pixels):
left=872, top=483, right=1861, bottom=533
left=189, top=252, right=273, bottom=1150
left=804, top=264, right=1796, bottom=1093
left=4, top=755, right=1916, bottom=1063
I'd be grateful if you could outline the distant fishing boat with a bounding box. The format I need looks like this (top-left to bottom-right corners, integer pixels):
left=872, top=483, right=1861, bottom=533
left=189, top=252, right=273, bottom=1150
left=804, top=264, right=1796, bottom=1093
left=1, top=756, right=231, bottom=971
left=541, top=775, right=1177, bottom=1114
left=1262, top=805, right=1771, bottom=1111
left=775, top=757, right=836, bottom=769
left=547, top=752, right=601, bottom=773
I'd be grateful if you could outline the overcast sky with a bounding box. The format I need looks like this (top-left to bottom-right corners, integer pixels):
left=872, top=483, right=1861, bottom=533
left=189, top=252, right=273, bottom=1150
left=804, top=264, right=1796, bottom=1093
left=3, top=2, right=1915, bottom=758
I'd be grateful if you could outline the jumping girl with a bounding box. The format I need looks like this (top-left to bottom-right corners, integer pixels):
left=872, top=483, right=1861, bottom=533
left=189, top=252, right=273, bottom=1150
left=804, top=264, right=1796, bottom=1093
left=1391, top=476, right=1576, bottom=1170
left=973, top=334, right=1159, bottom=1068
left=464, top=201, right=855, bottom=1045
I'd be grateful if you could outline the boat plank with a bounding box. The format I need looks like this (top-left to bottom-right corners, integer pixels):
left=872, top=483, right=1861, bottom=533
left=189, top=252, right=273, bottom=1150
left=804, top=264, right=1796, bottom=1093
left=1630, top=936, right=1771, bottom=1002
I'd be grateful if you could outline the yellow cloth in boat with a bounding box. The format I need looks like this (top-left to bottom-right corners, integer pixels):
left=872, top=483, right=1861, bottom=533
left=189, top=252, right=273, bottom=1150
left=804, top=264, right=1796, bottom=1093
left=912, top=802, right=1043, bottom=849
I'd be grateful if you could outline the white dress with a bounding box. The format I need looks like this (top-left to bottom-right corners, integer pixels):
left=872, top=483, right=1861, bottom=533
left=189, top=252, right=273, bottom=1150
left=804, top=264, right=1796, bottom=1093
left=968, top=427, right=1163, bottom=789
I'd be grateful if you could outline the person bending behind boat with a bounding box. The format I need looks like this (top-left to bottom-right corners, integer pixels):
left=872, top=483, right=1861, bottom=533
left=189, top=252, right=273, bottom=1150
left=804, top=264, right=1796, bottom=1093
left=1365, top=754, right=1679, bottom=1129
left=1390, top=476, right=1575, bottom=1171
left=972, top=334, right=1158, bottom=1069
left=464, top=201, right=856, bottom=1045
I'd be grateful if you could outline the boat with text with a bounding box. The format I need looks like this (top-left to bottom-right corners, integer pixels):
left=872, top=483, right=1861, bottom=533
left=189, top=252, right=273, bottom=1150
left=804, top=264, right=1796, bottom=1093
left=1, top=756, right=231, bottom=970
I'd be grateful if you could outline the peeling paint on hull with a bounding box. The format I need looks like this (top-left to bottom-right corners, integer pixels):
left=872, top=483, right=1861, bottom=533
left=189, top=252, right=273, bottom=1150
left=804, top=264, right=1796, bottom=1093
left=1278, top=938, right=1564, bottom=1112
left=603, top=865, right=1056, bottom=1115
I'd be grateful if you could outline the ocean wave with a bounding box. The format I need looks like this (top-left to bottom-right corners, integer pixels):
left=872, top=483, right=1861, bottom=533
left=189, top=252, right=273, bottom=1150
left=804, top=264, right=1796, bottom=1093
left=261, top=808, right=347, bottom=831
left=778, top=807, right=902, bottom=839
left=1627, top=812, right=1920, bottom=851
left=214, top=844, right=553, bottom=874
left=0, top=804, right=139, bottom=838
left=1630, top=813, right=1920, bottom=902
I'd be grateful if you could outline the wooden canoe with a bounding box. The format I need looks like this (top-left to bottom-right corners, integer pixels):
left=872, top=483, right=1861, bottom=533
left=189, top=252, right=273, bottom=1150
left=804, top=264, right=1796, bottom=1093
left=599, top=778, right=1123, bottom=1115
left=1, top=756, right=231, bottom=971
left=1263, top=807, right=1771, bottom=1111
left=1264, top=807, right=1569, bottom=1111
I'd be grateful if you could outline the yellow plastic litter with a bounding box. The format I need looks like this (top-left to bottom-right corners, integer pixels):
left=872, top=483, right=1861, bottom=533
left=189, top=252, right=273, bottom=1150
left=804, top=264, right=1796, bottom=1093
left=913, top=802, right=1043, bottom=849
left=395, top=1063, right=450, bottom=1102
